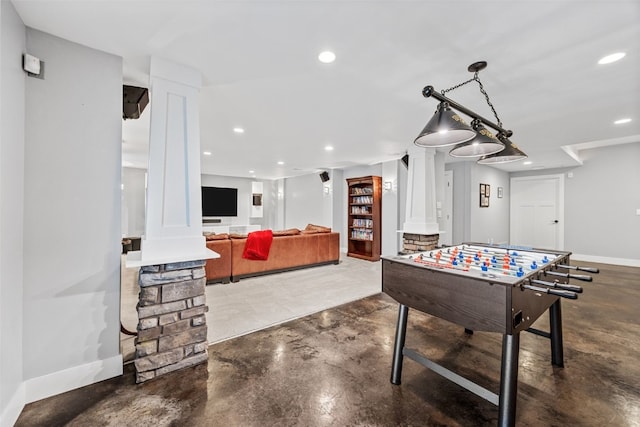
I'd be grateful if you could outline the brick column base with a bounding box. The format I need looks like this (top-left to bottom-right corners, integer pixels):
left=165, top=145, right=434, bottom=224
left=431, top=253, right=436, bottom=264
left=134, top=260, right=209, bottom=383
left=401, top=233, right=439, bottom=254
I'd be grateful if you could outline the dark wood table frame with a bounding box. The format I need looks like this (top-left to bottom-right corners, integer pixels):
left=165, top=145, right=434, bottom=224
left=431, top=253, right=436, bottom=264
left=382, top=248, right=571, bottom=427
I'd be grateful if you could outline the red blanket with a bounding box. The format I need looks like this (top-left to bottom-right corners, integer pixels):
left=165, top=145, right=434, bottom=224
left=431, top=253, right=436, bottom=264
left=242, top=230, right=274, bottom=260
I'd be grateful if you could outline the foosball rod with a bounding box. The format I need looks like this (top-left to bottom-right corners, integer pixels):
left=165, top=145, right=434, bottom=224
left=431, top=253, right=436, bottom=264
left=556, top=264, right=599, bottom=274
left=450, top=245, right=554, bottom=263
left=530, top=278, right=583, bottom=293
left=460, top=245, right=558, bottom=264
left=455, top=245, right=599, bottom=274
left=418, top=253, right=539, bottom=277
left=545, top=270, right=593, bottom=282
left=436, top=247, right=553, bottom=271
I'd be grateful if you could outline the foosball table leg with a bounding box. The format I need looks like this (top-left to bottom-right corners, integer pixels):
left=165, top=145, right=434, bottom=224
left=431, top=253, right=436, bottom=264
left=390, top=304, right=409, bottom=385
left=549, top=299, right=564, bottom=367
left=498, top=333, right=520, bottom=427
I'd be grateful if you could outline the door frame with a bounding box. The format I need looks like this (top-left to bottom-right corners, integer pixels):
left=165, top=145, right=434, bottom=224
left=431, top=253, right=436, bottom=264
left=441, top=170, right=453, bottom=246
left=510, top=174, right=565, bottom=250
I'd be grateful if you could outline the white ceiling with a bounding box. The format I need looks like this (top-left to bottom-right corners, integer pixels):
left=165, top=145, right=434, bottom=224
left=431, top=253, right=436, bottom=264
left=12, top=0, right=640, bottom=180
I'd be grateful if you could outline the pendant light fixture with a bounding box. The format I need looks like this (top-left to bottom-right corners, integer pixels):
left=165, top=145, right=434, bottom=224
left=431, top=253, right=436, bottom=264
left=477, top=135, right=527, bottom=164
left=414, top=102, right=476, bottom=147
left=449, top=120, right=505, bottom=157
left=414, top=61, right=527, bottom=164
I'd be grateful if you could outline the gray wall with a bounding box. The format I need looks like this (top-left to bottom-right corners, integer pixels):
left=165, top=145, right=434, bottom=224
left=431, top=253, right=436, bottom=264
left=469, top=163, right=511, bottom=245
left=565, top=142, right=640, bottom=260
left=0, top=1, right=25, bottom=423
left=447, top=161, right=471, bottom=244
left=22, top=28, right=122, bottom=385
left=446, top=161, right=510, bottom=245
left=122, top=167, right=146, bottom=237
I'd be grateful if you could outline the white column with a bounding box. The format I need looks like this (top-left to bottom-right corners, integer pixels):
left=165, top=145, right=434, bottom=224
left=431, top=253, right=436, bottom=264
left=403, top=145, right=440, bottom=235
left=128, top=57, right=216, bottom=267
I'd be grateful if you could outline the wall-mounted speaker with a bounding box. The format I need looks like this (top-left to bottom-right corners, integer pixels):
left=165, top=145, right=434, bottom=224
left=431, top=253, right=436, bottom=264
left=319, top=171, right=330, bottom=182
left=123, top=85, right=149, bottom=120
left=401, top=154, right=409, bottom=169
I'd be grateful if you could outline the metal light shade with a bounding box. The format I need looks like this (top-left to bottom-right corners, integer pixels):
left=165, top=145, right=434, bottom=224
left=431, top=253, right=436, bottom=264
left=414, top=102, right=476, bottom=147
left=449, top=122, right=504, bottom=157
left=477, top=135, right=528, bottom=164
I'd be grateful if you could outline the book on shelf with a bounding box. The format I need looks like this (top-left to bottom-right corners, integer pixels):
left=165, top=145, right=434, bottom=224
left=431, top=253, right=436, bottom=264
left=351, top=229, right=373, bottom=241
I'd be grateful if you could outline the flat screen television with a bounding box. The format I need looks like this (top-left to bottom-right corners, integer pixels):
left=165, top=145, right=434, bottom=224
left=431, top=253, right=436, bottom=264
left=201, top=186, right=238, bottom=217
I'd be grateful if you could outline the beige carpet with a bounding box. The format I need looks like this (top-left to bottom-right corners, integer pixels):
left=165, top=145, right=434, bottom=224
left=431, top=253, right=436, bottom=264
left=121, top=253, right=381, bottom=360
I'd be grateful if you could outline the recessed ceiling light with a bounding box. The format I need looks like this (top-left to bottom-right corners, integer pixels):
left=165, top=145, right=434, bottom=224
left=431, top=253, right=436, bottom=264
left=233, top=127, right=244, bottom=134
left=598, top=52, right=625, bottom=65
left=614, top=118, right=632, bottom=125
left=523, top=161, right=532, bottom=165
left=277, top=161, right=284, bottom=165
left=249, top=170, right=255, bottom=174
left=203, top=151, right=212, bottom=156
left=325, top=145, right=334, bottom=151
left=318, top=51, right=336, bottom=64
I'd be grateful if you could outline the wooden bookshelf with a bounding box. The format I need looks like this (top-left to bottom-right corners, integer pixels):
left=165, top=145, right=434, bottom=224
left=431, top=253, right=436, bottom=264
left=347, top=176, right=381, bottom=261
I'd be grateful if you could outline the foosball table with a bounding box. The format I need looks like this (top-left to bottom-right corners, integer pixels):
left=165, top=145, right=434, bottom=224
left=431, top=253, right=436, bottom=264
left=382, top=243, right=599, bottom=427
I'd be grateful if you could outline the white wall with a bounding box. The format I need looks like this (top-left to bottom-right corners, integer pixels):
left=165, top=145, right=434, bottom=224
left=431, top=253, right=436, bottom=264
left=0, top=1, right=26, bottom=424
left=200, top=174, right=269, bottom=228
left=284, top=173, right=329, bottom=230
left=22, top=29, right=122, bottom=401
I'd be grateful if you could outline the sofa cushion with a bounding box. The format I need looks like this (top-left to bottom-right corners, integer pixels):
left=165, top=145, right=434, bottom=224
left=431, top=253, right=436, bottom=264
left=273, top=228, right=301, bottom=236
left=205, top=233, right=229, bottom=241
left=303, top=224, right=331, bottom=233
left=229, top=233, right=248, bottom=239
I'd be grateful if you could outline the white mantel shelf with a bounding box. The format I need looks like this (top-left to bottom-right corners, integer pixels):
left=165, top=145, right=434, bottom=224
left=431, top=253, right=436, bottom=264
left=125, top=248, right=219, bottom=269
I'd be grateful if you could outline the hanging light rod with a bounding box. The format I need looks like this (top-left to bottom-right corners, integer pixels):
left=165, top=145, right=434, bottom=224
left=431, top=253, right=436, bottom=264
left=421, top=86, right=513, bottom=138
left=414, top=61, right=527, bottom=163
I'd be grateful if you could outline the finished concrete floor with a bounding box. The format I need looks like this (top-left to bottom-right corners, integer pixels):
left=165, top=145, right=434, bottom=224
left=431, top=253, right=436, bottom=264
left=16, top=261, right=640, bottom=426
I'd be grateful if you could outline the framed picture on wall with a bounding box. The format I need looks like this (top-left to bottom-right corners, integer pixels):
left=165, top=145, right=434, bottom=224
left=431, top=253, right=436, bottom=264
left=480, top=183, right=489, bottom=207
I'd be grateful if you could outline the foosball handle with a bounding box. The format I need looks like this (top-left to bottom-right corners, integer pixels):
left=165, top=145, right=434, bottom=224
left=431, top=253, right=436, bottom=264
left=531, top=279, right=583, bottom=293
left=557, top=264, right=600, bottom=274
left=523, top=284, right=578, bottom=300
left=574, top=266, right=599, bottom=274
left=568, top=273, right=593, bottom=282
left=546, top=270, right=593, bottom=282
left=548, top=288, right=578, bottom=299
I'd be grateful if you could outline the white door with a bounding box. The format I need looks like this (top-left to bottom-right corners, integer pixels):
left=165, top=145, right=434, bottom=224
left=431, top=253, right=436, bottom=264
left=510, top=175, right=564, bottom=250
left=440, top=170, right=453, bottom=246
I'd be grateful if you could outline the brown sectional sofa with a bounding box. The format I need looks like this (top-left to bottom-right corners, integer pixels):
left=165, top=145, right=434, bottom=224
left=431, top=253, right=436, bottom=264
left=204, top=231, right=340, bottom=284
left=205, top=238, right=232, bottom=284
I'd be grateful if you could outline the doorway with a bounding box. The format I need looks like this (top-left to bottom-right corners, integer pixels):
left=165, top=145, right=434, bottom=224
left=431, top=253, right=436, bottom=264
left=510, top=174, right=564, bottom=250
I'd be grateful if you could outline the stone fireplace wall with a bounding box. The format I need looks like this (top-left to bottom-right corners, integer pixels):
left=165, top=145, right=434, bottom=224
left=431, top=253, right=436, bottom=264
left=134, top=260, right=209, bottom=383
left=402, top=233, right=439, bottom=254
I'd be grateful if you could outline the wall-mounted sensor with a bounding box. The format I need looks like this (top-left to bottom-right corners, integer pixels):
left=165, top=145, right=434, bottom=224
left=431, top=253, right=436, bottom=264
left=23, top=53, right=42, bottom=76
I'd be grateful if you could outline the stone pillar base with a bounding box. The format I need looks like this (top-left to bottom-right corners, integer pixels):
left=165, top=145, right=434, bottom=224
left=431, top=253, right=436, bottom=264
left=134, top=260, right=209, bottom=383
left=401, top=233, right=439, bottom=254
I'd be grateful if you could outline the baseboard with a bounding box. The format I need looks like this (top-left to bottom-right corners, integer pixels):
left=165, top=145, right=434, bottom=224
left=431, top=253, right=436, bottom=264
left=25, top=354, right=123, bottom=404
left=571, top=253, right=640, bottom=267
left=0, top=382, right=25, bottom=427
